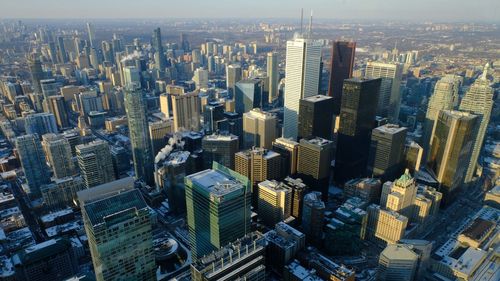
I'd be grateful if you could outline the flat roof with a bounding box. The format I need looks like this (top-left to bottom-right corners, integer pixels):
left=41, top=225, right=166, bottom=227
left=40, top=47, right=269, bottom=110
left=186, top=169, right=244, bottom=198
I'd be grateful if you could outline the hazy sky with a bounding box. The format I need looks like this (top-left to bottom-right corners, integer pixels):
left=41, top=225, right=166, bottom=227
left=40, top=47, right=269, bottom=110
left=1, top=0, right=498, bottom=22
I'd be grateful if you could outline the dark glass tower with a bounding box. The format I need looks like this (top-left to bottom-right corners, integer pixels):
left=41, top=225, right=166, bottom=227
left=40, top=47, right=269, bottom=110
left=28, top=55, right=44, bottom=94
left=328, top=41, right=356, bottom=115
left=298, top=94, right=334, bottom=140
left=152, top=27, right=167, bottom=71
left=334, top=78, right=381, bottom=184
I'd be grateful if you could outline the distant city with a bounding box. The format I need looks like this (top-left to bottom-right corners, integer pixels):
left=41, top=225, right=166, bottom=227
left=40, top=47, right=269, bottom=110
left=0, top=10, right=498, bottom=281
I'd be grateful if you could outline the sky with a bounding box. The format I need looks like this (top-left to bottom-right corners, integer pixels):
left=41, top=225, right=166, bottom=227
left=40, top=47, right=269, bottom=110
left=1, top=0, right=498, bottom=22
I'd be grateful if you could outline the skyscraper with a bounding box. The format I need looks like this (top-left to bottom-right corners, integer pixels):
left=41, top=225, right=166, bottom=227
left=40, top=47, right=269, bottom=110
left=302, top=191, right=325, bottom=245
left=367, top=124, right=408, bottom=181
left=56, top=36, right=68, bottom=63
left=422, top=75, right=462, bottom=160
left=124, top=83, right=155, bottom=186
left=334, top=78, right=381, bottom=183
left=298, top=94, right=334, bottom=140
left=86, top=22, right=95, bottom=48
left=272, top=137, right=299, bottom=177
left=185, top=164, right=251, bottom=261
left=148, top=119, right=173, bottom=156
left=152, top=27, right=167, bottom=72
left=226, top=64, right=242, bottom=97
left=171, top=91, right=201, bottom=132
left=235, top=147, right=281, bottom=187
left=364, top=61, right=403, bottom=121
left=328, top=41, right=356, bottom=115
left=202, top=133, right=239, bottom=169
left=79, top=179, right=156, bottom=281
left=458, top=66, right=494, bottom=183
left=297, top=137, right=333, bottom=199
left=76, top=140, right=116, bottom=188
left=428, top=110, right=478, bottom=205
left=267, top=52, right=279, bottom=103
left=193, top=67, right=209, bottom=89
left=257, top=180, right=292, bottom=227
left=242, top=108, right=277, bottom=149
left=42, top=133, right=75, bottom=179
left=46, top=96, right=70, bottom=129
left=24, top=112, right=58, bottom=136
left=378, top=244, right=418, bottom=281
left=235, top=78, right=263, bottom=115
left=380, top=170, right=418, bottom=220
left=283, top=36, right=322, bottom=139
left=203, top=101, right=224, bottom=134
left=28, top=54, right=44, bottom=94
left=16, top=134, right=51, bottom=197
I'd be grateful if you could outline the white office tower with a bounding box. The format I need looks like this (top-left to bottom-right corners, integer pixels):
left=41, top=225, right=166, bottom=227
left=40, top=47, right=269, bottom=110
left=267, top=52, right=279, bottom=103
left=193, top=67, right=209, bottom=90
left=423, top=75, right=462, bottom=158
left=283, top=36, right=322, bottom=139
left=364, top=61, right=403, bottom=122
left=378, top=244, right=418, bottom=281
left=458, top=64, right=494, bottom=183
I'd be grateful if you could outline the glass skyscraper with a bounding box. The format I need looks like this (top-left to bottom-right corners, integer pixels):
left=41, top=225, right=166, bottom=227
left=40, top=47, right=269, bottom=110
left=16, top=134, right=51, bottom=197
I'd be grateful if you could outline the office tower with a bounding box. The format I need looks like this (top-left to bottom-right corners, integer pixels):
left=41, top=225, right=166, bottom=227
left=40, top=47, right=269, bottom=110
left=180, top=33, right=190, bottom=51
left=76, top=140, right=116, bottom=188
left=15, top=134, right=51, bottom=197
left=266, top=222, right=305, bottom=271
left=16, top=238, right=78, bottom=281
left=344, top=178, right=382, bottom=203
left=86, top=22, right=95, bottom=48
left=404, top=141, right=423, bottom=174
left=399, top=239, right=433, bottom=281
left=297, top=137, right=333, bottom=199
left=335, top=78, right=381, bottom=183
left=193, top=67, right=209, bottom=89
left=171, top=91, right=201, bottom=132
left=267, top=52, right=279, bottom=103
left=124, top=84, right=155, bottom=186
left=242, top=108, right=277, bottom=149
left=364, top=61, right=403, bottom=121
left=272, top=137, right=299, bottom=177
left=226, top=64, right=242, bottom=97
left=366, top=204, right=408, bottom=244
left=367, top=124, right=407, bottom=181
left=24, top=112, right=58, bottom=136
left=328, top=41, right=356, bottom=115
left=46, top=96, right=69, bottom=129
left=152, top=27, right=167, bottom=71
left=42, top=133, right=75, bottom=179
left=380, top=170, right=418, bottom=220
left=298, top=94, right=334, bottom=140
left=203, top=101, right=224, bottom=134
left=202, top=133, right=239, bottom=169
left=235, top=78, right=263, bottom=115
left=302, top=191, right=325, bottom=244
left=412, top=195, right=432, bottom=224
left=77, top=90, right=104, bottom=116
left=123, top=66, right=140, bottom=87
left=283, top=37, right=322, bottom=139
left=79, top=179, right=156, bottom=281
left=62, top=129, right=81, bottom=156
left=235, top=147, right=281, bottom=187
left=458, top=68, right=494, bottom=183
left=422, top=75, right=462, bottom=159
left=257, top=180, right=292, bottom=226
left=185, top=165, right=251, bottom=261
left=217, top=111, right=243, bottom=140
left=190, top=232, right=266, bottom=281
left=101, top=40, right=114, bottom=62
left=155, top=150, right=190, bottom=214
left=378, top=244, right=418, bottom=281
left=428, top=110, right=478, bottom=204
left=41, top=176, right=86, bottom=210
left=149, top=119, right=173, bottom=156
left=159, top=93, right=170, bottom=116
left=57, top=36, right=68, bottom=63
left=28, top=54, right=44, bottom=94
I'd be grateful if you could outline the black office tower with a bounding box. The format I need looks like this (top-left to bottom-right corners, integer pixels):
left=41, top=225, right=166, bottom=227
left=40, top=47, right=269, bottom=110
left=328, top=41, right=356, bottom=115
left=298, top=95, right=334, bottom=140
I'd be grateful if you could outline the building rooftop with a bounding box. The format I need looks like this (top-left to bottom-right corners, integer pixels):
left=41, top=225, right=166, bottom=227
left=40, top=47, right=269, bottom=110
left=381, top=244, right=418, bottom=261
left=300, top=137, right=333, bottom=147
left=203, top=133, right=238, bottom=142
left=302, top=94, right=333, bottom=102
left=375, top=124, right=407, bottom=134
left=77, top=177, right=135, bottom=205
left=20, top=238, right=71, bottom=265
left=258, top=180, right=292, bottom=193
left=460, top=218, right=495, bottom=242
left=186, top=169, right=245, bottom=198
left=40, top=208, right=73, bottom=223
left=163, top=151, right=190, bottom=166
left=236, top=147, right=280, bottom=159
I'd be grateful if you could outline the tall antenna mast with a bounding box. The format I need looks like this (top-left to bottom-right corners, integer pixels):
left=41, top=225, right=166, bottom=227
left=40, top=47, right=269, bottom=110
left=300, top=8, right=304, bottom=35
left=308, top=10, right=313, bottom=38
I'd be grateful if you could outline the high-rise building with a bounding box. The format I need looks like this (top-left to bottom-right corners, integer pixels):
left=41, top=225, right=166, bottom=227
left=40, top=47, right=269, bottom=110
left=41, top=176, right=86, bottom=210
left=202, top=133, right=239, bottom=169
left=366, top=204, right=408, bottom=244
left=46, top=95, right=70, bottom=129
left=367, top=124, right=407, bottom=181
left=328, top=41, right=356, bottom=115
left=235, top=147, right=281, bottom=187
left=235, top=78, right=262, bottom=115
left=125, top=83, right=155, bottom=186
left=283, top=37, right=322, bottom=139
left=380, top=170, right=418, bottom=220
left=378, top=244, right=418, bottom=281
left=28, top=54, right=45, bottom=94
left=152, top=27, right=167, bottom=71
left=79, top=179, right=156, bottom=281
left=297, top=137, right=333, bottom=199
left=185, top=164, right=251, bottom=261
left=24, top=112, right=58, bottom=136
left=267, top=52, right=279, bottom=103
left=344, top=178, right=382, bottom=203
left=428, top=110, right=478, bottom=204
left=148, top=119, right=173, bottom=156
left=422, top=75, right=462, bottom=160
left=42, top=133, right=75, bottom=179
left=56, top=36, right=68, bottom=63
left=364, top=61, right=403, bottom=121
left=190, top=232, right=266, bottom=281
left=242, top=108, right=277, bottom=149
left=334, top=78, right=381, bottom=183
left=265, top=222, right=306, bottom=271
left=76, top=140, right=116, bottom=188
left=171, top=91, right=201, bottom=132
left=257, top=180, right=292, bottom=227
left=193, top=67, right=209, bottom=89
left=458, top=67, right=494, bottom=183
left=404, top=141, right=423, bottom=174
left=203, top=101, right=224, bottom=134
left=86, top=22, right=95, bottom=48
left=302, top=191, right=325, bottom=245
left=298, top=94, right=334, bottom=140
left=226, top=64, right=242, bottom=97
left=272, top=137, right=299, bottom=177
left=16, top=134, right=51, bottom=197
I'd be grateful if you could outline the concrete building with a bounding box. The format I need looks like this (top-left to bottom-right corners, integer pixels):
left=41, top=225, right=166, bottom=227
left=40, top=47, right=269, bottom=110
left=272, top=137, right=299, bottom=178
left=297, top=137, right=333, bottom=199
left=380, top=170, right=417, bottom=220
left=76, top=140, right=116, bottom=188
left=404, top=141, right=423, bottom=174
left=149, top=119, right=173, bottom=156
left=366, top=204, right=408, bottom=245
left=234, top=147, right=281, bottom=187
left=378, top=244, right=418, bottom=281
left=242, top=108, right=277, bottom=149
left=265, top=222, right=305, bottom=271
left=201, top=133, right=239, bottom=169
left=257, top=180, right=292, bottom=227
left=24, top=112, right=58, bottom=136
left=15, top=134, right=50, bottom=197
left=41, top=176, right=86, bottom=210
left=344, top=178, right=382, bottom=203
left=226, top=64, right=242, bottom=97
left=367, top=124, right=407, bottom=181
left=267, top=52, right=279, bottom=103
left=41, top=133, right=75, bottom=179
left=171, top=91, right=201, bottom=132
left=302, top=192, right=325, bottom=245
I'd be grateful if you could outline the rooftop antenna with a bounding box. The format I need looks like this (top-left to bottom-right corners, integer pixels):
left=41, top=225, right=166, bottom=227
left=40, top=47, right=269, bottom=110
left=300, top=8, right=304, bottom=35
left=308, top=10, right=313, bottom=38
